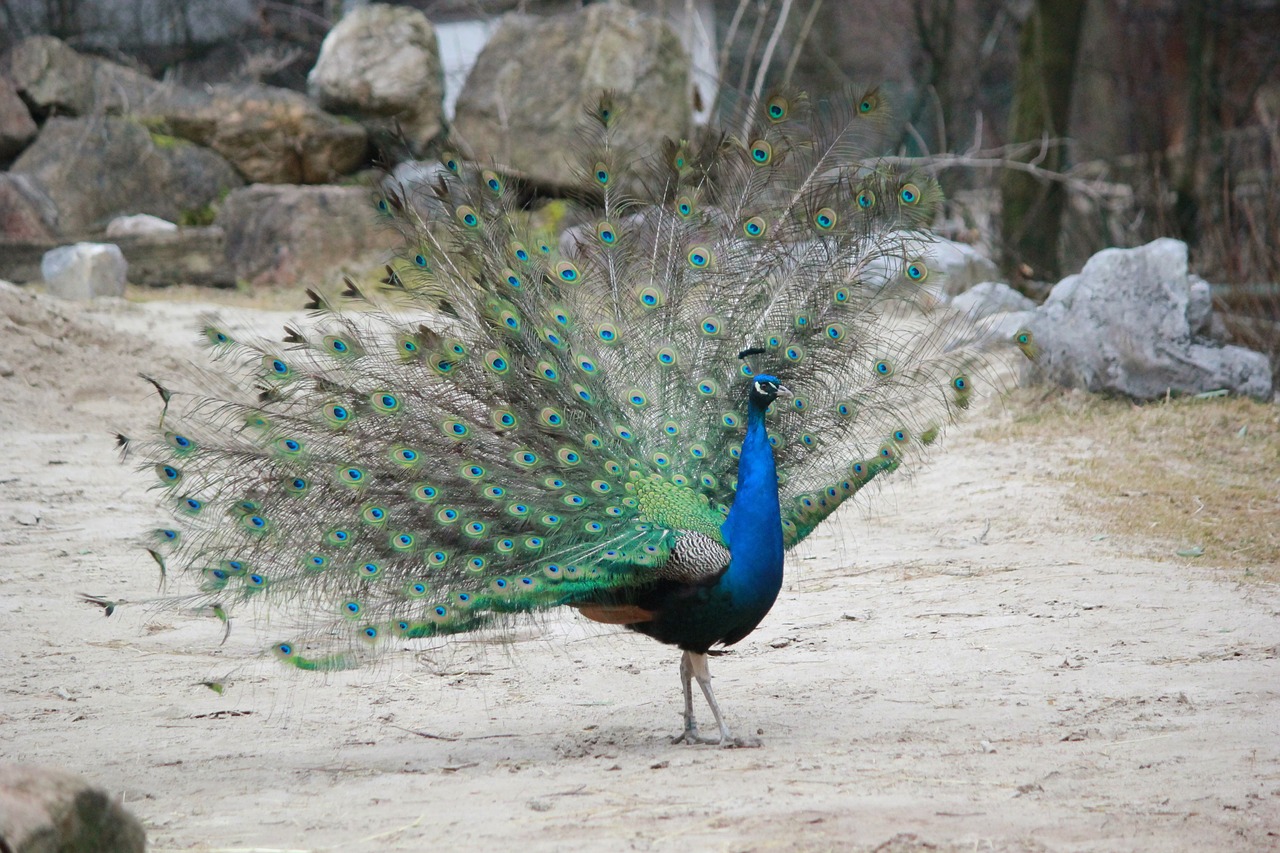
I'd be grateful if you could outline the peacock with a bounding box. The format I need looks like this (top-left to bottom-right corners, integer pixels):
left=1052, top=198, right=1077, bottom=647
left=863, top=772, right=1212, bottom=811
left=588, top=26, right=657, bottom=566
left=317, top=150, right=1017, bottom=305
left=116, top=88, right=1031, bottom=747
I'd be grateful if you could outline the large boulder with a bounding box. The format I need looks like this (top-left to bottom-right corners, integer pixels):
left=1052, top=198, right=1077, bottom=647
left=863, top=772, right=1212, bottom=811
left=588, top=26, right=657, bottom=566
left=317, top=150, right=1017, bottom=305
left=1026, top=238, right=1272, bottom=400
left=0, top=763, right=145, bottom=852
left=951, top=281, right=1037, bottom=318
left=927, top=238, right=1002, bottom=296
left=308, top=3, right=445, bottom=157
left=10, top=116, right=243, bottom=235
left=4, top=35, right=163, bottom=116
left=142, top=84, right=370, bottom=184
left=0, top=76, right=37, bottom=160
left=217, top=184, right=397, bottom=287
left=0, top=174, right=58, bottom=241
left=452, top=4, right=691, bottom=189
left=5, top=37, right=369, bottom=185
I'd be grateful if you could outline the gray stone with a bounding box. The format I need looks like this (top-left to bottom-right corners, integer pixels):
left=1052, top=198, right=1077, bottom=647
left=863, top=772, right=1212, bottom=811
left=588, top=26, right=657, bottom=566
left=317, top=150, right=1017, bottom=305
left=0, top=174, right=59, bottom=241
left=41, top=242, right=127, bottom=298
left=216, top=184, right=397, bottom=287
left=1044, top=272, right=1079, bottom=307
left=110, top=226, right=233, bottom=288
left=381, top=159, right=452, bottom=219
left=105, top=214, right=179, bottom=237
left=0, top=76, right=37, bottom=160
left=4, top=35, right=164, bottom=116
left=308, top=3, right=445, bottom=156
left=1026, top=238, right=1272, bottom=400
left=453, top=4, right=690, bottom=189
left=857, top=233, right=1000, bottom=299
left=1187, top=274, right=1212, bottom=336
left=927, top=238, right=1001, bottom=296
left=141, top=83, right=370, bottom=184
left=11, top=116, right=242, bottom=235
left=6, top=37, right=368, bottom=185
left=951, top=281, right=1037, bottom=319
left=0, top=763, right=145, bottom=852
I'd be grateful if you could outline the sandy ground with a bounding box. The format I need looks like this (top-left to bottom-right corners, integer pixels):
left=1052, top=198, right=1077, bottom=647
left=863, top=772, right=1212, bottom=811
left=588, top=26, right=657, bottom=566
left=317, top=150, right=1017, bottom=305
left=1, top=283, right=1277, bottom=852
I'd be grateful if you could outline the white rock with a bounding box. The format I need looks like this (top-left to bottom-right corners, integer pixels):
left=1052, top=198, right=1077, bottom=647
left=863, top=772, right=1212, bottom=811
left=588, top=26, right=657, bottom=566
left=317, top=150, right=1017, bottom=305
left=1025, top=239, right=1271, bottom=400
left=926, top=237, right=1001, bottom=295
left=40, top=242, right=127, bottom=299
left=1186, top=274, right=1213, bottom=335
left=105, top=213, right=178, bottom=237
left=951, top=281, right=1037, bottom=318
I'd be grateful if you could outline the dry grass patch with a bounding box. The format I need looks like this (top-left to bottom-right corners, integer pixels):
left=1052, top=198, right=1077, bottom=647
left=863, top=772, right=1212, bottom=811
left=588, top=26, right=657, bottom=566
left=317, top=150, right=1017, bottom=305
left=986, top=388, right=1279, bottom=579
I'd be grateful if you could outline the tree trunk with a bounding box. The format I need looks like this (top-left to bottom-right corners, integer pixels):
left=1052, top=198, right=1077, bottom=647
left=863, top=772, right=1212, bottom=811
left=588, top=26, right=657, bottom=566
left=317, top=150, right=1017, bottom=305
left=999, top=0, right=1088, bottom=284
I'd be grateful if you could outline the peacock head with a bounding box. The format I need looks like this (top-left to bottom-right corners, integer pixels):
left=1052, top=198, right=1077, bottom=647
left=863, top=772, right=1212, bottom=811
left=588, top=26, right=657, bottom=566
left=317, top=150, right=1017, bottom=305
left=748, top=374, right=792, bottom=408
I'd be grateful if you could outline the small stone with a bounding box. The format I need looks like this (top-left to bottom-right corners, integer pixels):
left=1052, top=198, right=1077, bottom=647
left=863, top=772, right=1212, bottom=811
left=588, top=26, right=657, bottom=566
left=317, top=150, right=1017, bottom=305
left=41, top=243, right=127, bottom=299
left=105, top=214, right=179, bottom=237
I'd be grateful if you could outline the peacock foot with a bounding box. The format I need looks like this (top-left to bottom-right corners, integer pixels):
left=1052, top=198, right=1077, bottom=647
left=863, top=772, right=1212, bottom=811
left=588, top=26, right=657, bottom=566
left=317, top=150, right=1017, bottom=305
left=674, top=650, right=762, bottom=746
left=672, top=720, right=762, bottom=748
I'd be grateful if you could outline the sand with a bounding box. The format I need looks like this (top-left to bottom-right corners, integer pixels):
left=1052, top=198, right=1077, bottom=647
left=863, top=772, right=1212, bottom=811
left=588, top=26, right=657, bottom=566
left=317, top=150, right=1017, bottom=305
left=1, top=282, right=1276, bottom=851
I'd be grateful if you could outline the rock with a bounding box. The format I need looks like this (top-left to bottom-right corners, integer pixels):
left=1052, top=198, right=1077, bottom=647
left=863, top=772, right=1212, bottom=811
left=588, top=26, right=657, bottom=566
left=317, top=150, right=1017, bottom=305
left=951, top=281, right=1037, bottom=318
left=1026, top=238, right=1272, bottom=400
left=308, top=3, right=445, bottom=157
left=41, top=242, right=127, bottom=298
left=105, top=214, right=179, bottom=237
left=0, top=174, right=59, bottom=241
left=216, top=184, right=397, bottom=287
left=6, top=37, right=367, bottom=185
left=0, top=76, right=37, bottom=160
left=10, top=116, right=243, bottom=235
left=0, top=763, right=146, bottom=852
left=111, top=226, right=234, bottom=288
left=382, top=159, right=452, bottom=220
left=1187, top=274, right=1213, bottom=336
left=453, top=4, right=690, bottom=189
left=1044, top=272, right=1079, bottom=307
left=0, top=227, right=232, bottom=287
left=142, top=83, right=370, bottom=184
left=4, top=35, right=164, bottom=116
left=857, top=234, right=1000, bottom=300
left=927, top=238, right=1001, bottom=296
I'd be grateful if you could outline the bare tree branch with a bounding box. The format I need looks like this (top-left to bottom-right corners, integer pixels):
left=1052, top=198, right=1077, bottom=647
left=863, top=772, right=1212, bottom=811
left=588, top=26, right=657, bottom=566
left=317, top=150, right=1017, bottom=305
left=881, top=135, right=1115, bottom=200
left=782, top=0, right=822, bottom=89
left=743, top=0, right=794, bottom=136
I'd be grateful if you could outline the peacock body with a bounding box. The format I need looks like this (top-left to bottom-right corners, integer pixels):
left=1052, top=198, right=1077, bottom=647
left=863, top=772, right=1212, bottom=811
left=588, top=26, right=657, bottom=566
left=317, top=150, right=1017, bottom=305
left=121, top=89, right=1027, bottom=745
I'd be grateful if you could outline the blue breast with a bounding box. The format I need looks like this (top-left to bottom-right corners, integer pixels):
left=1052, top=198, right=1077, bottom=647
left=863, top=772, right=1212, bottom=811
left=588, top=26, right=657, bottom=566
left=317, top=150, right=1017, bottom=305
left=632, top=391, right=785, bottom=652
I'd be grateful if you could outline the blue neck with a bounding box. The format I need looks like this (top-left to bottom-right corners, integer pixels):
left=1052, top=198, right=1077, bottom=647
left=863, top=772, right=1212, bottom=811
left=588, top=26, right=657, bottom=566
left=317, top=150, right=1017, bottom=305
left=720, top=397, right=784, bottom=606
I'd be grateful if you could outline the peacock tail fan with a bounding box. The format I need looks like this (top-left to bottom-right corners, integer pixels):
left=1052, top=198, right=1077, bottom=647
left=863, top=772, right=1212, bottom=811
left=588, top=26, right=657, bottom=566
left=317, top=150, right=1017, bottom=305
left=124, top=86, right=1032, bottom=667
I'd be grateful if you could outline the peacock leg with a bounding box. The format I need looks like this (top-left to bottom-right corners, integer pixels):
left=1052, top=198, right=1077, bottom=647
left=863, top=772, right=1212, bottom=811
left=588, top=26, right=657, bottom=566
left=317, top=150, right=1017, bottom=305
left=674, top=651, right=761, bottom=748
left=672, top=649, right=706, bottom=744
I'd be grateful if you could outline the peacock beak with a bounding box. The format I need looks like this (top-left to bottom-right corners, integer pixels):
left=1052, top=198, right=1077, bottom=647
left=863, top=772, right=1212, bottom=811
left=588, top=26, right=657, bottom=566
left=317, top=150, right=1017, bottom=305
left=774, top=384, right=793, bottom=398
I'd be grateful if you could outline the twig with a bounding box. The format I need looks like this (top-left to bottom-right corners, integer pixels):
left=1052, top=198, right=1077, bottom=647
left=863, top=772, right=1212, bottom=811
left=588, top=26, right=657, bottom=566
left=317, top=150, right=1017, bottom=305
left=743, top=0, right=795, bottom=136
left=782, top=0, right=823, bottom=88
left=713, top=0, right=753, bottom=117
left=879, top=137, right=1113, bottom=199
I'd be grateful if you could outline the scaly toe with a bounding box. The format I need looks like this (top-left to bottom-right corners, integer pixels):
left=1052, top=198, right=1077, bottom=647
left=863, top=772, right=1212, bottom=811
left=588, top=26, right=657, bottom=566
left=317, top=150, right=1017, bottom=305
left=673, top=729, right=722, bottom=746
